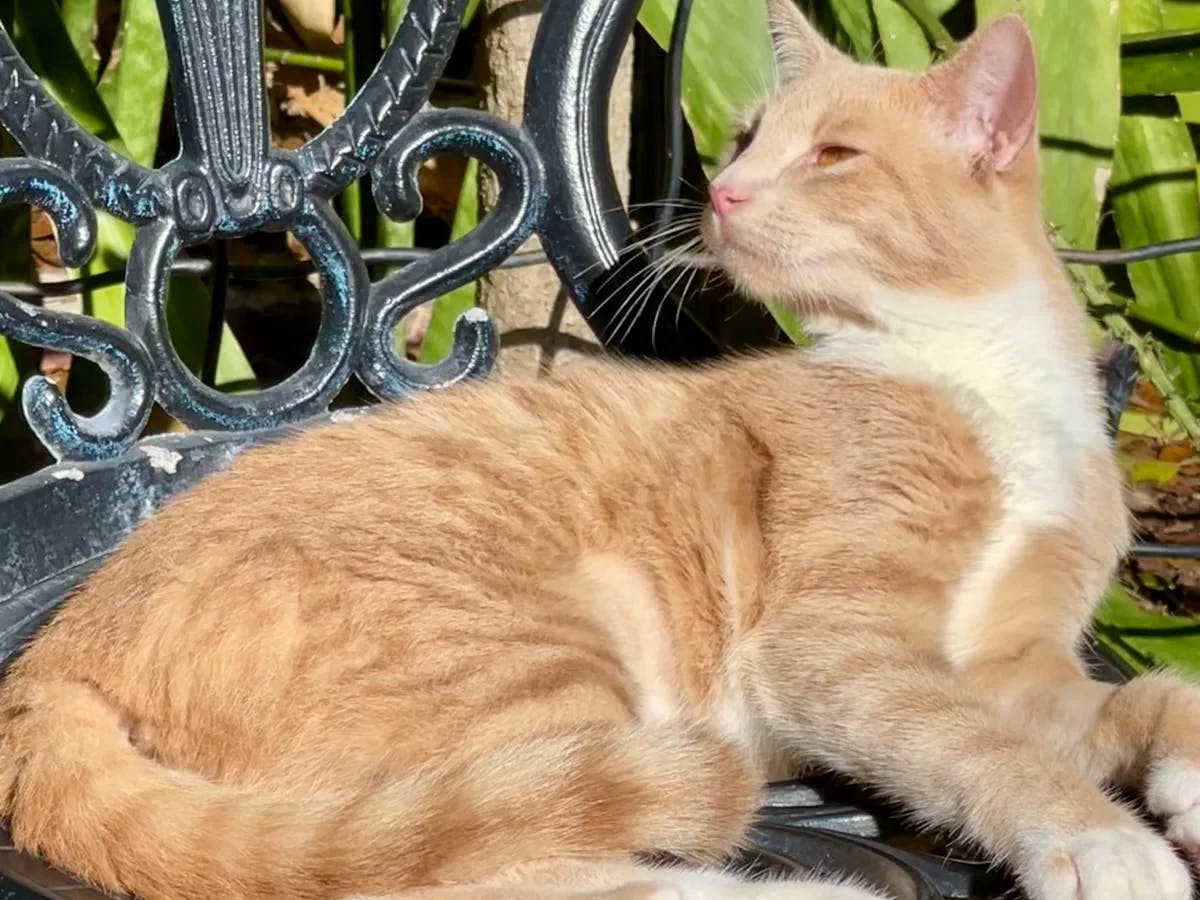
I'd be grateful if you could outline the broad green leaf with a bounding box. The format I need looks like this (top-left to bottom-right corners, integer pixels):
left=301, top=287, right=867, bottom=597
left=97, top=0, right=168, bottom=167
left=873, top=0, right=933, bottom=70
left=1121, top=29, right=1200, bottom=96
left=9, top=0, right=122, bottom=145
left=763, top=302, right=805, bottom=344
left=0, top=343, right=16, bottom=428
left=60, top=0, right=99, bottom=80
left=638, top=0, right=774, bottom=165
left=830, top=0, right=877, bottom=59
left=1095, top=582, right=1200, bottom=676
left=1163, top=2, right=1200, bottom=118
left=1111, top=0, right=1200, bottom=400
left=1164, top=1, right=1200, bottom=30
left=420, top=159, right=480, bottom=364
left=976, top=0, right=1121, bottom=253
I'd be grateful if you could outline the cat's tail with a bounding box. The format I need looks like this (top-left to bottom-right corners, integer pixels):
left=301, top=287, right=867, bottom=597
left=0, top=680, right=760, bottom=900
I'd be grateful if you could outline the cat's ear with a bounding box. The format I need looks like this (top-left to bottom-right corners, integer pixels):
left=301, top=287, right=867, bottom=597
left=924, top=14, right=1038, bottom=174
left=766, top=0, right=835, bottom=83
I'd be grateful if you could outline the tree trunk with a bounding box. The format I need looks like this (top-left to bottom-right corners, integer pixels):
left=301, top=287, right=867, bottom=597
left=477, top=0, right=632, bottom=375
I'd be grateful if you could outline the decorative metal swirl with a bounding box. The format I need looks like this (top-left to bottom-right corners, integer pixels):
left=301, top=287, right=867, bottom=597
left=0, top=0, right=535, bottom=462
left=0, top=161, right=154, bottom=461
left=359, top=109, right=544, bottom=399
left=0, top=0, right=678, bottom=463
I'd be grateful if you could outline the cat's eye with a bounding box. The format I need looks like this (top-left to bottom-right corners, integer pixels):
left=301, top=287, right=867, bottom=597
left=815, top=145, right=859, bottom=168
left=731, top=115, right=762, bottom=159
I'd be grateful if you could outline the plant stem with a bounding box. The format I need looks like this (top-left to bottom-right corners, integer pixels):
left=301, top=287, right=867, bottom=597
left=1101, top=312, right=1200, bottom=446
left=891, top=0, right=956, bottom=54
left=264, top=47, right=345, bottom=74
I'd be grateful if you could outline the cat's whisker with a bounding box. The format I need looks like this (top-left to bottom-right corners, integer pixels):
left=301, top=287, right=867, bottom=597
left=630, top=239, right=703, bottom=344
left=651, top=255, right=703, bottom=351
left=573, top=218, right=705, bottom=281
left=604, top=239, right=700, bottom=345
left=590, top=235, right=701, bottom=316
left=562, top=199, right=706, bottom=224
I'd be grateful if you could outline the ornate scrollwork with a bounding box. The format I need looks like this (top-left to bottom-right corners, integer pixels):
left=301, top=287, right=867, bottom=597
left=0, top=161, right=155, bottom=461
left=0, top=0, right=546, bottom=462
left=0, top=0, right=674, bottom=463
left=358, top=109, right=544, bottom=399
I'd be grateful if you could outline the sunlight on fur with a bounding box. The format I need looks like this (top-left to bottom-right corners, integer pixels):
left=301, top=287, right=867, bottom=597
left=0, top=3, right=1198, bottom=900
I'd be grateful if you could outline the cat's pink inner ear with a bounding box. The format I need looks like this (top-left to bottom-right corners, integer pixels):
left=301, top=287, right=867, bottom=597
left=933, top=14, right=1038, bottom=173
left=765, top=0, right=832, bottom=83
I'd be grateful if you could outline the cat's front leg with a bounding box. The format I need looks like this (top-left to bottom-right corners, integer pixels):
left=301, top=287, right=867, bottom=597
left=747, top=629, right=1191, bottom=900
left=1083, top=670, right=1200, bottom=858
left=961, top=639, right=1200, bottom=860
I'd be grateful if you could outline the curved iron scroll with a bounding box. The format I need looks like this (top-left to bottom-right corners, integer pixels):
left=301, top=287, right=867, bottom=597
left=0, top=0, right=670, bottom=463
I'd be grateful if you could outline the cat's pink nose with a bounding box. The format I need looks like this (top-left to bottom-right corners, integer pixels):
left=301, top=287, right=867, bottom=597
left=708, top=183, right=749, bottom=217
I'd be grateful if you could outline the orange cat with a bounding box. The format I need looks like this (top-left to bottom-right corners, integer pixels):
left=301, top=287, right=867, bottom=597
left=0, top=4, right=1196, bottom=900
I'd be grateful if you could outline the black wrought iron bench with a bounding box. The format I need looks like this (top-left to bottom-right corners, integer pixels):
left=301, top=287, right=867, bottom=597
left=0, top=1, right=1141, bottom=897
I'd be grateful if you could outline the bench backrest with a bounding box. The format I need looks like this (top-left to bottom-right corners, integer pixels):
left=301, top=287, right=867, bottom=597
left=0, top=0, right=666, bottom=659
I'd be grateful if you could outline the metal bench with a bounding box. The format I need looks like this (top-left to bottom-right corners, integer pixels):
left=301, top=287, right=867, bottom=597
left=0, top=1, right=1141, bottom=896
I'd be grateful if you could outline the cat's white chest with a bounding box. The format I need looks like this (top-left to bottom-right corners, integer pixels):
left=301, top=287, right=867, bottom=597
left=807, top=282, right=1111, bottom=663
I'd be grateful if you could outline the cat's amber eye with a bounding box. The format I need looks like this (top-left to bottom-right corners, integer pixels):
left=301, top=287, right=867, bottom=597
left=815, top=146, right=859, bottom=168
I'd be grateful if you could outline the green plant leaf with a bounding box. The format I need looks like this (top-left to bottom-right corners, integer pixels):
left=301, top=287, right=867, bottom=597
left=976, top=0, right=1121, bottom=253
left=1110, top=0, right=1200, bottom=401
left=829, top=0, right=877, bottom=59
left=59, top=0, right=99, bottom=80
left=873, top=0, right=933, bottom=70
left=1162, top=1, right=1200, bottom=118
left=9, top=0, right=123, bottom=146
left=97, top=0, right=168, bottom=167
left=420, top=159, right=480, bottom=364
left=1164, top=1, right=1200, bottom=30
left=1095, top=582, right=1200, bottom=676
left=637, top=0, right=774, bottom=166
left=1122, top=29, right=1200, bottom=96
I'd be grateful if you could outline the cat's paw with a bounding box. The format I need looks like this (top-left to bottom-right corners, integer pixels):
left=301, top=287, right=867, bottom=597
left=1147, top=758, right=1200, bottom=858
left=1024, top=826, right=1190, bottom=900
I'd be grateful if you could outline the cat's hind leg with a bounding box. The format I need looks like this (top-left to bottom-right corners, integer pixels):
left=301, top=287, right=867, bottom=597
left=347, top=858, right=886, bottom=900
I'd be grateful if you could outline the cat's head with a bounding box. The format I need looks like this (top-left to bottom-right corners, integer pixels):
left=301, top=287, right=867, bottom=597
left=702, top=1, right=1045, bottom=324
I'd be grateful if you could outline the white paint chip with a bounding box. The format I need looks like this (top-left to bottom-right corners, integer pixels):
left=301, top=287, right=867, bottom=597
left=1094, top=165, right=1112, bottom=203
left=142, top=445, right=182, bottom=474
left=462, top=306, right=489, bottom=323
left=52, top=467, right=85, bottom=481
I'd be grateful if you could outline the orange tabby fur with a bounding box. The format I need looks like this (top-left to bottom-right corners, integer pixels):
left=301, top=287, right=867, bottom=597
left=3, top=5, right=1200, bottom=900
